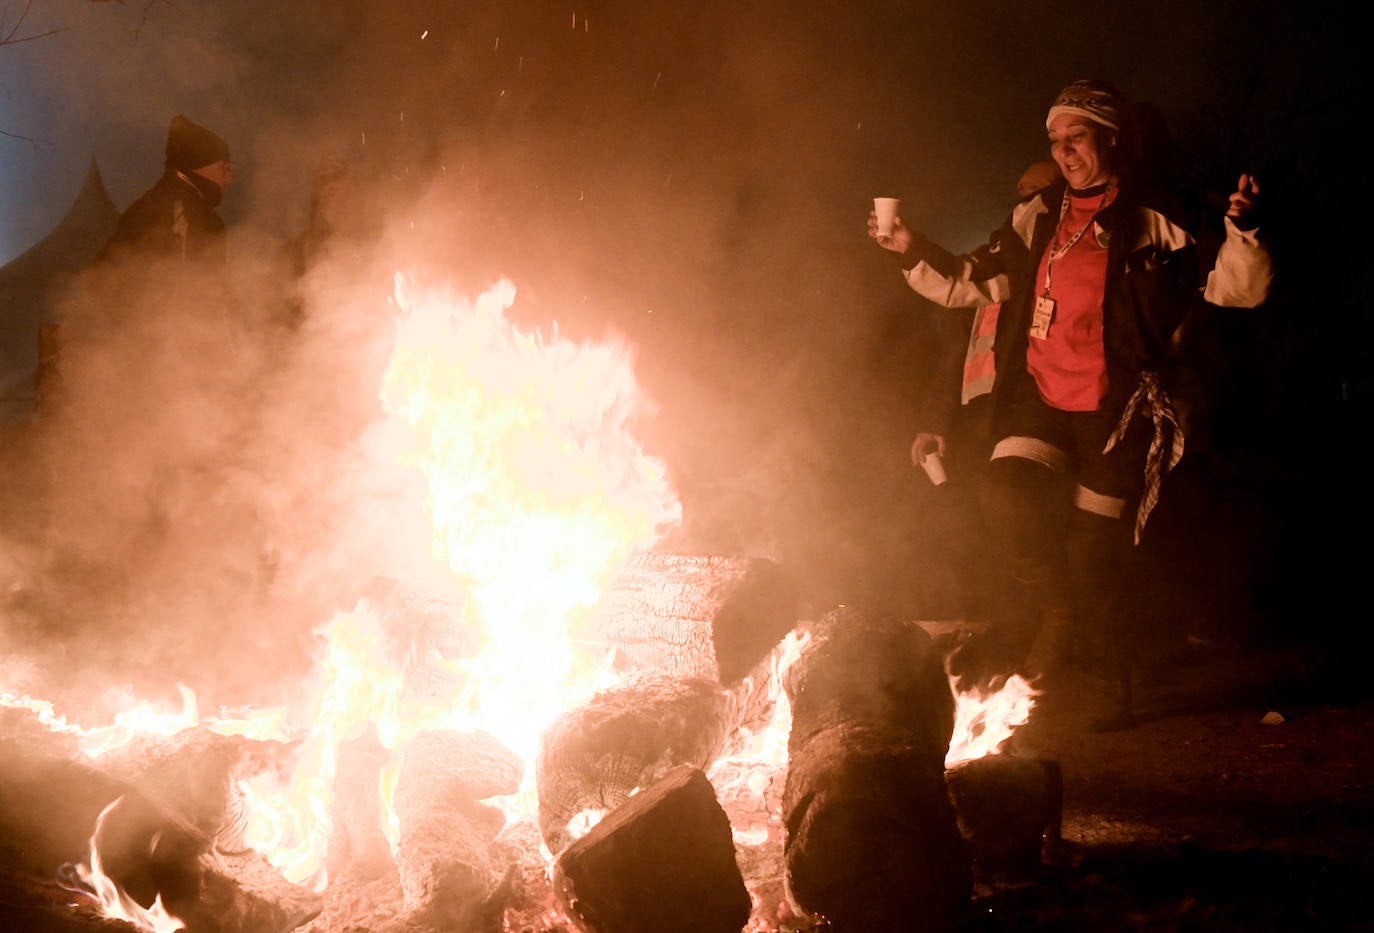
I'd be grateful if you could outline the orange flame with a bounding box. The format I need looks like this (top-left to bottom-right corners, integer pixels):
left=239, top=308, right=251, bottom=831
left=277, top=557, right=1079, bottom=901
left=57, top=798, right=185, bottom=933
left=707, top=628, right=810, bottom=849
left=228, top=274, right=682, bottom=885
left=1, top=687, right=198, bottom=758
left=10, top=273, right=690, bottom=904
left=944, top=673, right=1039, bottom=768
left=381, top=274, right=680, bottom=757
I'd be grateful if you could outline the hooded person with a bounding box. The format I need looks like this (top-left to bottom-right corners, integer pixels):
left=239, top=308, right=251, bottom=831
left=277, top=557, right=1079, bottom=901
left=83, top=113, right=240, bottom=354
left=31, top=112, right=266, bottom=630
left=97, top=114, right=234, bottom=268
left=35, top=116, right=237, bottom=417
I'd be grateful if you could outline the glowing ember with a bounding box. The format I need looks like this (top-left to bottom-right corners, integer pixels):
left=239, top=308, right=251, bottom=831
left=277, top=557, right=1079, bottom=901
left=57, top=798, right=185, bottom=933
left=945, top=673, right=1039, bottom=768
left=564, top=806, right=610, bottom=842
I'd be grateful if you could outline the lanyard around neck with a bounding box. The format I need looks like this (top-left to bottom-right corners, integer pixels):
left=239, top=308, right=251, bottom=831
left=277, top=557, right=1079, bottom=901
left=1042, top=183, right=1114, bottom=297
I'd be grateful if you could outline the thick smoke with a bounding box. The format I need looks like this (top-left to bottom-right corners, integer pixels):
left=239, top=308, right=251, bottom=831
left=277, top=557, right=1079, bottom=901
left=7, top=0, right=1327, bottom=716
left=0, top=0, right=976, bottom=718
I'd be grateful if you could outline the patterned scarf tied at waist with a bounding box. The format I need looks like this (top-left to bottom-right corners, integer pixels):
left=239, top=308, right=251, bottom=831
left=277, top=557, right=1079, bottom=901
left=1103, top=369, right=1185, bottom=545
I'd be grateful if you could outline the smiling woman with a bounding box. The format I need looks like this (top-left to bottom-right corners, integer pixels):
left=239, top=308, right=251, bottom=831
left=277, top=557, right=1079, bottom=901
left=866, top=75, right=1274, bottom=731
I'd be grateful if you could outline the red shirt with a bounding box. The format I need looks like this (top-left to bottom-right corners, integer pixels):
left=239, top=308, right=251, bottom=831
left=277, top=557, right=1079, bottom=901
left=1027, top=187, right=1116, bottom=411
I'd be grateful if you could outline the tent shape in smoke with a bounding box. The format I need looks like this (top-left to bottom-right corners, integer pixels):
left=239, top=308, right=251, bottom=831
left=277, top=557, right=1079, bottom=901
left=0, top=158, right=119, bottom=423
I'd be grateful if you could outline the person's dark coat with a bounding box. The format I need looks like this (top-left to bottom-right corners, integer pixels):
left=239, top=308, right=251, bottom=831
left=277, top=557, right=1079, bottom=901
left=97, top=169, right=228, bottom=270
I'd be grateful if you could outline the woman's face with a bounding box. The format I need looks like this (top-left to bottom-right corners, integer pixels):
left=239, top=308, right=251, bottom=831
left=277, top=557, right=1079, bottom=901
left=1048, top=114, right=1115, bottom=190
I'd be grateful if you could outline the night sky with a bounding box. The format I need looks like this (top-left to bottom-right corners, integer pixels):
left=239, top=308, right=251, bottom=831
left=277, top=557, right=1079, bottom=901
left=0, top=0, right=1365, bottom=698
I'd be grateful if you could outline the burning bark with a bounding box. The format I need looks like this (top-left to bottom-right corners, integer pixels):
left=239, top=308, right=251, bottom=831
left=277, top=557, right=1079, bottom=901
left=98, top=725, right=279, bottom=849
left=780, top=606, right=972, bottom=932
left=392, top=728, right=523, bottom=930
left=0, top=714, right=326, bottom=930
left=535, top=552, right=800, bottom=855
left=552, top=764, right=751, bottom=933
left=581, top=552, right=798, bottom=685
left=184, top=848, right=323, bottom=933
left=325, top=727, right=394, bottom=884
left=535, top=671, right=734, bottom=854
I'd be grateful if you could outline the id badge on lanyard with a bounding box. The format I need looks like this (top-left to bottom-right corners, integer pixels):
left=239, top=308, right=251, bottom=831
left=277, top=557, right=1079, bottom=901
left=1032, top=186, right=1109, bottom=341
left=1030, top=294, right=1055, bottom=340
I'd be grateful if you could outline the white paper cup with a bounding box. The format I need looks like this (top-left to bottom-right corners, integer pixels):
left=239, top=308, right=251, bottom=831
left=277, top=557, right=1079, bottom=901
left=920, top=450, right=947, bottom=486
left=873, top=197, right=900, bottom=236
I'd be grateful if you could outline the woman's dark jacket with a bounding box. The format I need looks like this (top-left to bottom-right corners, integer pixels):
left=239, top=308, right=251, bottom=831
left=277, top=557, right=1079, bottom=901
left=895, top=178, right=1272, bottom=441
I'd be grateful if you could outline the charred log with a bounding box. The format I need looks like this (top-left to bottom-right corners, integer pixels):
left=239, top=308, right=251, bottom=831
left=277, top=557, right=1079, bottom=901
left=552, top=765, right=751, bottom=933
left=299, top=871, right=410, bottom=933
left=0, top=731, right=212, bottom=911
left=489, top=816, right=563, bottom=925
left=0, top=848, right=157, bottom=933
left=535, top=671, right=733, bottom=854
left=393, top=728, right=522, bottom=930
left=781, top=607, right=971, bottom=932
left=98, top=723, right=306, bottom=895
left=322, top=726, right=395, bottom=884
left=784, top=608, right=956, bottom=756
left=176, top=848, right=322, bottom=932
left=580, top=552, right=799, bottom=687
left=945, top=755, right=1063, bottom=876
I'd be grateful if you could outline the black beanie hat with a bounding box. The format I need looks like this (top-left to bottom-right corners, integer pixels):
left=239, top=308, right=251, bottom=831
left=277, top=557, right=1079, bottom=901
left=165, top=115, right=231, bottom=172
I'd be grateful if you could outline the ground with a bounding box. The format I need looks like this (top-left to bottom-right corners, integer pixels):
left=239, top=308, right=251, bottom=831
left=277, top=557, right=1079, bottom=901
left=964, top=640, right=1374, bottom=932
left=805, top=422, right=1374, bottom=929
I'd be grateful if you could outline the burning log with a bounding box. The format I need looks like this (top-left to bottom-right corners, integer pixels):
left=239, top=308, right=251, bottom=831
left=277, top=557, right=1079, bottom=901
left=180, top=848, right=323, bottom=932
left=535, top=671, right=733, bottom=854
left=0, top=847, right=160, bottom=933
left=944, top=755, right=1063, bottom=876
left=326, top=727, right=395, bottom=883
left=781, top=607, right=971, bottom=932
left=489, top=816, right=564, bottom=925
left=0, top=731, right=212, bottom=910
left=580, top=551, right=799, bottom=687
left=98, top=726, right=278, bottom=847
left=552, top=764, right=751, bottom=933
left=392, top=728, right=522, bottom=930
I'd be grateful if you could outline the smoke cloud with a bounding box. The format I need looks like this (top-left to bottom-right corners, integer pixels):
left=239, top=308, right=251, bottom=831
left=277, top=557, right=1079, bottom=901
left=3, top=0, right=1340, bottom=716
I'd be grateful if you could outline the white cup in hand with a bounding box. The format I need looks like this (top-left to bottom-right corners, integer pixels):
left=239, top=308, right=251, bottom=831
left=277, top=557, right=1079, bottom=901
left=920, top=450, right=947, bottom=486
left=873, top=197, right=900, bottom=236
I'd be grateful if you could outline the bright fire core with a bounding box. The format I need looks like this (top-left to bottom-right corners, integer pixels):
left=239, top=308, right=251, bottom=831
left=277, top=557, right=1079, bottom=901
left=233, top=274, right=685, bottom=887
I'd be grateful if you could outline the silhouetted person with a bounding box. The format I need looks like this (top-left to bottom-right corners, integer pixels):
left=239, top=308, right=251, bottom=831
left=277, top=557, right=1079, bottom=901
left=32, top=114, right=251, bottom=598
left=36, top=115, right=236, bottom=418
left=99, top=114, right=234, bottom=269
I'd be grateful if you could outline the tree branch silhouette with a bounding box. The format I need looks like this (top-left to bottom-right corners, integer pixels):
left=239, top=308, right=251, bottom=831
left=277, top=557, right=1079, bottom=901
left=1, top=0, right=175, bottom=142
